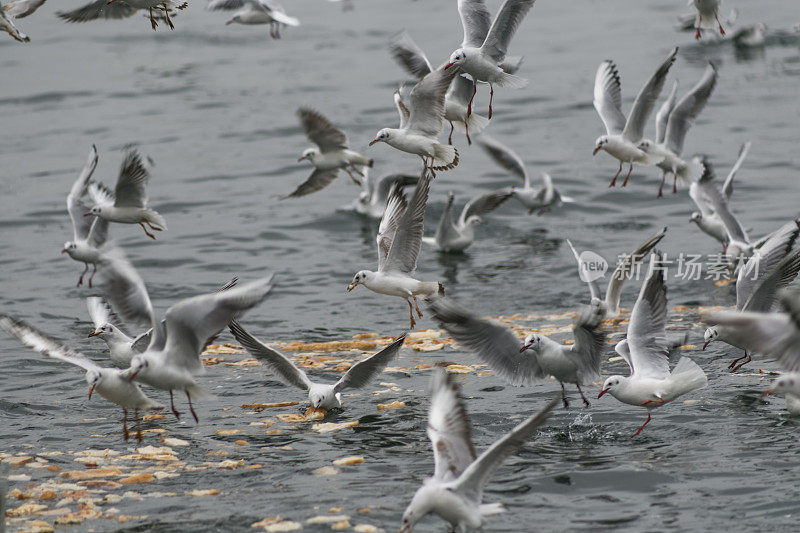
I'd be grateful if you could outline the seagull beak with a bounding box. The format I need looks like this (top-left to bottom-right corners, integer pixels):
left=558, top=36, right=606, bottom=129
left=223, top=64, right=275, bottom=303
left=519, top=343, right=532, bottom=353
left=444, top=62, right=454, bottom=69
left=368, top=139, right=380, bottom=146
left=88, top=330, right=101, bottom=337
left=597, top=388, right=609, bottom=398
left=84, top=211, right=92, bottom=217
left=347, top=282, right=358, bottom=292
left=88, top=385, right=95, bottom=399
left=592, top=146, right=601, bottom=156
left=702, top=340, right=710, bottom=350
left=61, top=248, right=67, bottom=254
left=225, top=19, right=234, bottom=25
left=128, top=370, right=139, bottom=382
left=297, top=155, right=306, bottom=162
left=762, top=389, right=774, bottom=397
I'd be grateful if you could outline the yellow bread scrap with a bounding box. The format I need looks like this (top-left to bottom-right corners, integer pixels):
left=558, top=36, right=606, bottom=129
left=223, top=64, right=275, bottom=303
left=411, top=340, right=446, bottom=352
left=234, top=440, right=249, bottom=446
left=357, top=508, right=371, bottom=514
left=714, top=279, right=735, bottom=287
left=54, top=513, right=86, bottom=525
left=329, top=507, right=343, bottom=513
left=245, top=464, right=263, bottom=470
left=6, top=502, right=48, bottom=516
left=353, top=525, right=380, bottom=533
left=215, top=429, right=245, bottom=435
left=280, top=339, right=379, bottom=353
left=476, top=371, right=493, bottom=377
left=332, top=456, right=364, bottom=466
left=678, top=344, right=696, bottom=350
left=202, top=357, right=223, bottom=366
left=331, top=520, right=351, bottom=530
left=38, top=491, right=57, bottom=501
left=354, top=333, right=379, bottom=339
left=136, top=445, right=175, bottom=455
left=242, top=402, right=299, bottom=411
left=252, top=516, right=283, bottom=528
left=142, top=414, right=166, bottom=421
left=5, top=455, right=34, bottom=466
left=9, top=488, right=30, bottom=500
left=119, top=473, right=156, bottom=484
left=304, top=407, right=327, bottom=420
left=312, top=420, right=359, bottom=433
left=216, top=459, right=244, bottom=469
left=161, top=438, right=190, bottom=447
left=407, top=330, right=441, bottom=340
left=225, top=359, right=262, bottom=366
left=265, top=429, right=283, bottom=435
left=307, top=515, right=350, bottom=524
left=444, top=364, right=474, bottom=374
left=414, top=364, right=433, bottom=370
left=188, top=489, right=220, bottom=497
left=61, top=468, right=122, bottom=480
left=312, top=466, right=339, bottom=476
left=24, top=521, right=55, bottom=533
left=376, top=401, right=405, bottom=410
left=277, top=413, right=307, bottom=423
left=203, top=344, right=245, bottom=355
left=264, top=521, right=302, bottom=532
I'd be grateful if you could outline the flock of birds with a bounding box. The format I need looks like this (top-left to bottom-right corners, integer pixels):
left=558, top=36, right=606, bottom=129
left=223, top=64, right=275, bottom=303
left=2, top=0, right=800, bottom=531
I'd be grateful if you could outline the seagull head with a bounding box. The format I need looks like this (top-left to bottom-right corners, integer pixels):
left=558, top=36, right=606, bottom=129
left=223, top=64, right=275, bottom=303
left=702, top=327, right=718, bottom=350
left=85, top=370, right=103, bottom=399
left=445, top=48, right=467, bottom=69
left=128, top=354, right=149, bottom=382
left=764, top=374, right=800, bottom=397
left=85, top=205, right=103, bottom=217
left=689, top=211, right=702, bottom=223
left=520, top=333, right=541, bottom=352
left=593, top=136, right=609, bottom=156
left=347, top=271, right=369, bottom=292
left=637, top=139, right=653, bottom=152
left=369, top=129, right=391, bottom=146
left=61, top=241, right=76, bottom=255
left=297, top=148, right=316, bottom=163
left=88, top=323, right=111, bottom=338
left=598, top=376, right=622, bottom=398
left=225, top=15, right=240, bottom=25
left=400, top=485, right=434, bottom=533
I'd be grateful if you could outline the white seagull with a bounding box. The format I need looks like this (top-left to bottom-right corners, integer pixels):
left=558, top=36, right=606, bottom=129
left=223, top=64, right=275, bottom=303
left=347, top=174, right=444, bottom=329
left=97, top=250, right=273, bottom=422
left=400, top=369, right=557, bottom=533
left=346, top=170, right=420, bottom=220
left=597, top=253, right=707, bottom=437
left=2, top=0, right=46, bottom=18
left=370, top=65, right=460, bottom=177
left=476, top=134, right=574, bottom=214
left=56, top=0, right=188, bottom=30
left=565, top=226, right=667, bottom=318
left=592, top=48, right=678, bottom=187
left=429, top=298, right=606, bottom=408
left=444, top=0, right=538, bottom=119
left=86, top=148, right=166, bottom=240
left=389, top=30, right=493, bottom=145
left=1, top=0, right=29, bottom=42
left=229, top=321, right=406, bottom=416
left=286, top=108, right=373, bottom=199
left=0, top=314, right=163, bottom=442
left=422, top=189, right=511, bottom=253
left=689, top=143, right=751, bottom=248
left=207, top=0, right=299, bottom=39
left=702, top=220, right=800, bottom=371
left=87, top=297, right=151, bottom=369
left=692, top=0, right=726, bottom=40
left=637, top=63, right=717, bottom=196
left=62, top=145, right=110, bottom=288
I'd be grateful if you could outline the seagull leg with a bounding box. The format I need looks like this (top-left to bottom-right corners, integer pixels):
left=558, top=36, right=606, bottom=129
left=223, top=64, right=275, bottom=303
left=186, top=389, right=199, bottom=423
left=145, top=220, right=163, bottom=232
left=149, top=7, right=158, bottom=30
left=406, top=299, right=416, bottom=330
left=621, top=163, right=634, bottom=187
left=559, top=382, right=569, bottom=409
left=576, top=383, right=590, bottom=407
left=467, top=80, right=476, bottom=118
left=672, top=172, right=678, bottom=194
left=88, top=264, right=97, bottom=288
left=715, top=12, right=725, bottom=35
left=122, top=408, right=130, bottom=441
left=429, top=158, right=437, bottom=179
left=695, top=16, right=702, bottom=39
left=139, top=222, right=157, bottom=240
left=608, top=162, right=622, bottom=187
left=135, top=408, right=143, bottom=442
left=730, top=350, right=751, bottom=373
left=169, top=390, right=181, bottom=419
left=163, top=4, right=174, bottom=30
left=657, top=171, right=667, bottom=197
left=488, top=84, right=494, bottom=120
left=77, top=263, right=89, bottom=287
left=631, top=412, right=651, bottom=437
left=448, top=122, right=454, bottom=145
left=412, top=294, right=423, bottom=318
left=464, top=118, right=472, bottom=146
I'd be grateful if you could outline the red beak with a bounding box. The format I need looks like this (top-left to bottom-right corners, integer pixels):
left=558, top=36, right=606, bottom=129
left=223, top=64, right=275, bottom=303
left=592, top=147, right=601, bottom=156
left=369, top=139, right=380, bottom=146
left=519, top=343, right=532, bottom=353
left=89, top=385, right=95, bottom=399
left=597, top=388, right=609, bottom=398
left=702, top=340, right=710, bottom=350
left=88, top=331, right=101, bottom=337
left=61, top=248, right=67, bottom=254
left=444, top=62, right=454, bottom=69
left=128, top=370, right=138, bottom=382
left=84, top=211, right=92, bottom=217
left=762, top=389, right=773, bottom=397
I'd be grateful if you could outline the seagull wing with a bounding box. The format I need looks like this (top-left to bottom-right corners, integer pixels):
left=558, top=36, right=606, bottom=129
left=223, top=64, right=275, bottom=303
left=655, top=80, right=678, bottom=145
left=593, top=60, right=627, bottom=136
left=457, top=0, right=491, bottom=48
left=406, top=63, right=459, bottom=137
left=228, top=320, right=312, bottom=391
left=375, top=173, right=419, bottom=204
left=394, top=90, right=410, bottom=130
left=459, top=189, right=512, bottom=227
left=113, top=149, right=150, bottom=208
left=296, top=107, right=348, bottom=153
left=428, top=298, right=547, bottom=386
left=381, top=173, right=430, bottom=274
left=565, top=303, right=606, bottom=383
left=206, top=0, right=246, bottom=10
left=334, top=333, right=406, bottom=392
left=480, top=0, right=537, bottom=65
left=376, top=183, right=408, bottom=271
left=86, top=297, right=115, bottom=330
left=66, top=145, right=99, bottom=241
left=722, top=141, right=751, bottom=200
left=622, top=47, right=678, bottom=142
left=740, top=228, right=800, bottom=312
left=281, top=168, right=340, bottom=199
left=565, top=238, right=601, bottom=302
left=605, top=226, right=668, bottom=315
left=88, top=181, right=115, bottom=208
left=476, top=134, right=527, bottom=183
left=665, top=63, right=717, bottom=155
left=701, top=309, right=794, bottom=367
left=56, top=0, right=137, bottom=22
left=626, top=253, right=670, bottom=379
left=98, top=248, right=157, bottom=331
left=388, top=30, right=433, bottom=79
left=427, top=369, right=477, bottom=481
left=697, top=159, right=749, bottom=244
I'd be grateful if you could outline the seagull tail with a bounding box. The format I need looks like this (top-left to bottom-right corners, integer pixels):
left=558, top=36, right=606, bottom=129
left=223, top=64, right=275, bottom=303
left=432, top=144, right=458, bottom=171
left=454, top=112, right=489, bottom=134
left=185, top=384, right=216, bottom=402
left=495, top=72, right=528, bottom=89
left=668, top=357, right=708, bottom=396
left=681, top=158, right=705, bottom=184
left=480, top=503, right=506, bottom=517
left=144, top=210, right=168, bottom=231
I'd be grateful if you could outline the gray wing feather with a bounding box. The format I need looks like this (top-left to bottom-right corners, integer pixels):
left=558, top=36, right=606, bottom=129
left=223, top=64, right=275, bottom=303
left=476, top=134, right=527, bottom=183
left=722, top=141, right=751, bottom=200
left=99, top=248, right=156, bottom=330
left=457, top=0, right=491, bottom=48
left=701, top=309, right=793, bottom=367
left=407, top=64, right=459, bottom=137
left=593, top=60, right=627, bottom=136
left=742, top=241, right=800, bottom=313
left=228, top=320, right=312, bottom=390
left=382, top=173, right=430, bottom=274
left=377, top=184, right=408, bottom=271
left=626, top=253, right=670, bottom=378
left=66, top=145, right=99, bottom=241
left=665, top=63, right=717, bottom=155
left=605, top=226, right=668, bottom=314
left=428, top=298, right=547, bottom=386
left=566, top=303, right=606, bottom=383
left=655, top=80, right=678, bottom=145
left=113, top=149, right=150, bottom=208
left=282, top=168, right=340, bottom=199
left=427, top=369, right=477, bottom=481
left=297, top=108, right=348, bottom=152
left=0, top=315, right=99, bottom=373
left=388, top=30, right=433, bottom=79
left=622, top=47, right=678, bottom=142
left=480, top=0, right=537, bottom=64
left=394, top=91, right=410, bottom=130
left=334, top=333, right=406, bottom=391
left=696, top=160, right=749, bottom=243
left=459, top=189, right=512, bottom=226
left=56, top=0, right=137, bottom=22
left=375, top=173, right=419, bottom=203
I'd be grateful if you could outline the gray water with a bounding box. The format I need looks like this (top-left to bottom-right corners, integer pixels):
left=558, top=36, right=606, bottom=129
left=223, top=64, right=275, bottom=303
left=2, top=0, right=800, bottom=531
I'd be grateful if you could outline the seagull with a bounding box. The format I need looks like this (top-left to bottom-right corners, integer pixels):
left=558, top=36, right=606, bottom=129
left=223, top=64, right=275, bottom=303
left=637, top=63, right=718, bottom=196
left=2, top=0, right=46, bottom=18
left=370, top=64, right=461, bottom=177
left=689, top=143, right=751, bottom=248
left=429, top=298, right=606, bottom=408
left=592, top=48, right=678, bottom=187
left=0, top=314, right=163, bottom=442
left=346, top=169, right=419, bottom=219
left=86, top=148, right=166, bottom=240
left=286, top=108, right=373, bottom=199
left=692, top=0, right=726, bottom=40
left=565, top=226, right=667, bottom=318
left=597, top=253, right=707, bottom=437
left=228, top=321, right=406, bottom=417
left=476, top=135, right=574, bottom=214
left=445, top=0, right=538, bottom=119
left=677, top=8, right=736, bottom=33
left=97, top=249, right=273, bottom=422
left=702, top=220, right=800, bottom=371
left=399, top=369, right=556, bottom=533
left=347, top=174, right=444, bottom=329
left=62, top=145, right=110, bottom=288
left=0, top=0, right=28, bottom=41
left=57, top=0, right=188, bottom=30
left=422, top=189, right=511, bottom=253
left=207, top=0, right=299, bottom=39
left=388, top=30, right=495, bottom=145
left=732, top=23, right=768, bottom=48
